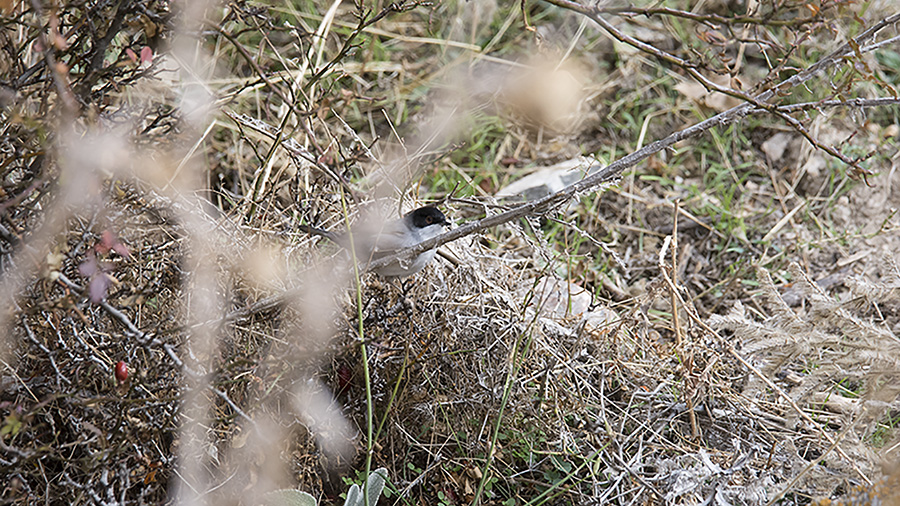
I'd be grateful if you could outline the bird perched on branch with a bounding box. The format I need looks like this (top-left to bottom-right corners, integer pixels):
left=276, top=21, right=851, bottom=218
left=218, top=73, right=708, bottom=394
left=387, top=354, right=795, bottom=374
left=298, top=206, right=450, bottom=278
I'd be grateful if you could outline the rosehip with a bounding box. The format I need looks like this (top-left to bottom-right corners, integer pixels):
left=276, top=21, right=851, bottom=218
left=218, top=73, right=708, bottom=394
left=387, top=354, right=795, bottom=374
left=114, top=361, right=128, bottom=383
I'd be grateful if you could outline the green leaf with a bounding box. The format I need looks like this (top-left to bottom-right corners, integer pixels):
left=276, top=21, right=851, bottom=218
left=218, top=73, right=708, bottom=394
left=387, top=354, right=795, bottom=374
left=260, top=489, right=317, bottom=506
left=343, top=468, right=388, bottom=506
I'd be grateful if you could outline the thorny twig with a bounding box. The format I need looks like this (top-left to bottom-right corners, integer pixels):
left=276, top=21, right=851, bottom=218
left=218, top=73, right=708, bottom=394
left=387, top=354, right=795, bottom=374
left=55, top=273, right=255, bottom=426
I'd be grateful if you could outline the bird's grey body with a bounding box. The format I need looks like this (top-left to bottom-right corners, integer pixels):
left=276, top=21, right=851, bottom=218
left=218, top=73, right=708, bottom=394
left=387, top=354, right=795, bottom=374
left=299, top=207, right=449, bottom=278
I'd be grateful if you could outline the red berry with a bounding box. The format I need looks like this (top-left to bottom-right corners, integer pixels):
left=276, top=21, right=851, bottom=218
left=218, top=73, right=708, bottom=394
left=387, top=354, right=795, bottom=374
left=336, top=364, right=353, bottom=394
left=114, top=361, right=128, bottom=383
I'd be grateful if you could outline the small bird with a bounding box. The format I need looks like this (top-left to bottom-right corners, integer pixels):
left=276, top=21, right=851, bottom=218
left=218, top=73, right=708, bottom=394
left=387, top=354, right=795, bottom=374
left=298, top=206, right=451, bottom=278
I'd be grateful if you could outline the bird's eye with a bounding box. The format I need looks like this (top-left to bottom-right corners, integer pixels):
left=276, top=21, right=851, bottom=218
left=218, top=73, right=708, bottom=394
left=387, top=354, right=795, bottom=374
left=426, top=216, right=433, bottom=224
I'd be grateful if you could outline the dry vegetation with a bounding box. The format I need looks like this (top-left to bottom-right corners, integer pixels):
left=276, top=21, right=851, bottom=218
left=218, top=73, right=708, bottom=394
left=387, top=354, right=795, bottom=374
left=2, top=0, right=900, bottom=505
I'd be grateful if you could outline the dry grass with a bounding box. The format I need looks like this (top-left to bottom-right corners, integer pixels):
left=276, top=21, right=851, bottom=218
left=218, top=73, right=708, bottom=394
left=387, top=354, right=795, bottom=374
left=2, top=0, right=900, bottom=505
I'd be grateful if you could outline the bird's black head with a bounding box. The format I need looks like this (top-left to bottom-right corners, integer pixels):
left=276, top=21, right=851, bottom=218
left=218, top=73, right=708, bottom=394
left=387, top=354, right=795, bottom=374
left=406, top=206, right=449, bottom=229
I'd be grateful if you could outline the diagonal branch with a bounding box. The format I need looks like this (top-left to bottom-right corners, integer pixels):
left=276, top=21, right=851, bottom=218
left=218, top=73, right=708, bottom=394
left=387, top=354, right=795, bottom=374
left=366, top=10, right=900, bottom=274
left=367, top=17, right=898, bottom=275
left=542, top=0, right=900, bottom=176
